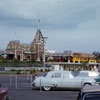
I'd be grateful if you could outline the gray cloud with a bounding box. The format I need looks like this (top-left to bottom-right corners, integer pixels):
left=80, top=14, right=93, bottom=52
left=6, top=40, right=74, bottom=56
left=0, top=0, right=99, bottom=29
left=0, top=0, right=100, bottom=53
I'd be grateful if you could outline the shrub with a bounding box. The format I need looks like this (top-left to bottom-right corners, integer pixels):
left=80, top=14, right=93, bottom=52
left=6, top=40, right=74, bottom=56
left=30, top=69, right=36, bottom=74
left=40, top=69, right=43, bottom=72
left=11, top=69, right=16, bottom=72
left=16, top=70, right=21, bottom=74
left=33, top=69, right=36, bottom=73
left=45, top=69, right=48, bottom=72
left=20, top=70, right=27, bottom=74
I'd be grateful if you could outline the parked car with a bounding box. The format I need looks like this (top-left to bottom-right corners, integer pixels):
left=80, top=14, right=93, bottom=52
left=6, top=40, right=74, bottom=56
left=94, top=76, right=100, bottom=84
left=79, top=71, right=100, bottom=85
left=77, top=85, right=100, bottom=100
left=32, top=70, right=96, bottom=91
left=80, top=71, right=99, bottom=78
left=0, top=83, right=9, bottom=100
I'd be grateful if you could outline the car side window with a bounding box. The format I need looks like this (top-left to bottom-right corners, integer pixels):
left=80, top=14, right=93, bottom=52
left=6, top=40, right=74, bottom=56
left=55, top=73, right=61, bottom=78
left=51, top=74, right=55, bottom=78
left=51, top=73, right=61, bottom=78
left=79, top=73, right=88, bottom=77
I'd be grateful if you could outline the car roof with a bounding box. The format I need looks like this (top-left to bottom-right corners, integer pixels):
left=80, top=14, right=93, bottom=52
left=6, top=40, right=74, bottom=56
left=0, top=88, right=8, bottom=92
left=80, top=71, right=99, bottom=73
left=50, top=70, right=99, bottom=73
left=47, top=70, right=71, bottom=75
left=48, top=70, right=70, bottom=73
left=82, top=85, right=100, bottom=93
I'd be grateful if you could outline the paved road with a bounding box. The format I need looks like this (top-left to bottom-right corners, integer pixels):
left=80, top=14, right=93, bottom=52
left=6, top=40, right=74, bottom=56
left=9, top=88, right=79, bottom=100
left=0, top=75, right=79, bottom=100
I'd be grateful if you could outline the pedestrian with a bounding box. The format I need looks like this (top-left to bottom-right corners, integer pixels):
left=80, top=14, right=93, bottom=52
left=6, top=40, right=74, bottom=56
left=35, top=74, right=37, bottom=79
left=32, top=75, right=35, bottom=80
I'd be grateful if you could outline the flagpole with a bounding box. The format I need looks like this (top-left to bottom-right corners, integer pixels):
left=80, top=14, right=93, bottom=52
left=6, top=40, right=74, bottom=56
left=38, top=19, right=40, bottom=30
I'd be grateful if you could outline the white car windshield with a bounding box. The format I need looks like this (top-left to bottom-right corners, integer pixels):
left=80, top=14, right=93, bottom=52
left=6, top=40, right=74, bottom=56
left=71, top=71, right=80, bottom=77
left=43, top=73, right=47, bottom=77
left=40, top=72, right=47, bottom=77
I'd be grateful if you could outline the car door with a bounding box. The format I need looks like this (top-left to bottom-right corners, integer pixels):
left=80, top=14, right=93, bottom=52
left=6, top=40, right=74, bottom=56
left=71, top=72, right=89, bottom=88
left=48, top=72, right=63, bottom=88
left=71, top=76, right=83, bottom=88
left=70, top=72, right=85, bottom=88
left=62, top=72, right=82, bottom=88
left=62, top=72, right=75, bottom=88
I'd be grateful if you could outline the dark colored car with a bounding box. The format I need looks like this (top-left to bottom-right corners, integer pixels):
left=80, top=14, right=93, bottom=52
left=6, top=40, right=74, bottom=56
left=95, top=76, right=100, bottom=84
left=0, top=84, right=9, bottom=100
left=77, top=85, right=100, bottom=100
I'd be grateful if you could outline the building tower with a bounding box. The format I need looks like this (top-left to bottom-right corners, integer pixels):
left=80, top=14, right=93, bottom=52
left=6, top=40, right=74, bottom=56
left=31, top=29, right=44, bottom=61
left=31, top=20, right=44, bottom=61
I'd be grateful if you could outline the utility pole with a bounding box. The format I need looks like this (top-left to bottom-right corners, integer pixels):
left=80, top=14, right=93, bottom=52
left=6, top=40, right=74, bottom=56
left=14, top=32, right=17, bottom=60
left=43, top=37, right=48, bottom=72
left=37, top=43, right=40, bottom=61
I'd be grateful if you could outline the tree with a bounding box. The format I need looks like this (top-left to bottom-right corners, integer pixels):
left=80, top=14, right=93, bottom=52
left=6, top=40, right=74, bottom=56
left=92, top=51, right=100, bottom=60
left=0, top=56, right=7, bottom=63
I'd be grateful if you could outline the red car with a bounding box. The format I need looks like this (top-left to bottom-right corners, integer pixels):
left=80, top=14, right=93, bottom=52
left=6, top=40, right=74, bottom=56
left=0, top=84, right=9, bottom=100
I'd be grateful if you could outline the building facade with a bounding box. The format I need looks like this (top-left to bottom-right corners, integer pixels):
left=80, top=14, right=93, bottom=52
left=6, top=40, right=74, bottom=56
left=6, top=29, right=45, bottom=61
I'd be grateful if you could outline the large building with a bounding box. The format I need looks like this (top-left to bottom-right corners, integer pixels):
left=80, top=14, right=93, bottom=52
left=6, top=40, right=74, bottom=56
left=6, top=29, right=45, bottom=61
left=1, top=28, right=100, bottom=66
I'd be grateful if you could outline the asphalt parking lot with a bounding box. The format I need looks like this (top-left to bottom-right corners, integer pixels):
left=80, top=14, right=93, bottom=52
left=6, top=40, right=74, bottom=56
left=0, top=75, right=79, bottom=100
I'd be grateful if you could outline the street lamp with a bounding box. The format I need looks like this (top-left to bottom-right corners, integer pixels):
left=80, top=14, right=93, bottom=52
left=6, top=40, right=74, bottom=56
left=37, top=43, right=40, bottom=61
left=43, top=37, right=48, bottom=72
left=14, top=32, right=17, bottom=60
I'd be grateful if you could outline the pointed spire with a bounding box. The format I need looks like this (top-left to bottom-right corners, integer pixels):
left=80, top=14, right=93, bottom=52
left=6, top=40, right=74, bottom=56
left=32, top=20, right=44, bottom=44
left=32, top=29, right=44, bottom=43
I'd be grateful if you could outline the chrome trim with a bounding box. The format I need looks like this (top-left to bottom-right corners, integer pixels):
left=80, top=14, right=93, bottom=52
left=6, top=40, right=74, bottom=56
left=82, top=92, right=100, bottom=100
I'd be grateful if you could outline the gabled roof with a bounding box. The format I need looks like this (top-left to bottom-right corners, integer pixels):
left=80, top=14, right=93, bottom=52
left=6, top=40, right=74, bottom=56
left=32, top=29, right=44, bottom=43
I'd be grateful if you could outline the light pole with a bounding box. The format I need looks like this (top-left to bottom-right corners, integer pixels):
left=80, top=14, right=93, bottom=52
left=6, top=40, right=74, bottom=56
left=43, top=37, right=48, bottom=72
left=14, top=32, right=17, bottom=60
left=37, top=43, right=40, bottom=61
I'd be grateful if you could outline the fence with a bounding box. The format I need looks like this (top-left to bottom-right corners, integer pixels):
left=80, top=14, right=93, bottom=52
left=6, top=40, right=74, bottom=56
left=0, top=62, right=51, bottom=67
left=0, top=75, right=33, bottom=89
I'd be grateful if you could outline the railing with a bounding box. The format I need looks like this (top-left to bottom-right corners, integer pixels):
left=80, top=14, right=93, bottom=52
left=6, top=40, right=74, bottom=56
left=0, top=75, right=33, bottom=89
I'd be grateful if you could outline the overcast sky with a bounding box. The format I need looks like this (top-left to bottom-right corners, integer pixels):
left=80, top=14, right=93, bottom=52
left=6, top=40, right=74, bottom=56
left=0, top=0, right=100, bottom=53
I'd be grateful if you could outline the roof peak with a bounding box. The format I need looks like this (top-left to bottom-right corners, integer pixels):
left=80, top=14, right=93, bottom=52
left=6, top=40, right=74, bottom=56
left=32, top=29, right=44, bottom=43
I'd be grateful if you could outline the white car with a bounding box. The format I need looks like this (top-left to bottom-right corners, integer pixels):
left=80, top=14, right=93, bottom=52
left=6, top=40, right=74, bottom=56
left=32, top=70, right=96, bottom=91
left=79, top=71, right=99, bottom=78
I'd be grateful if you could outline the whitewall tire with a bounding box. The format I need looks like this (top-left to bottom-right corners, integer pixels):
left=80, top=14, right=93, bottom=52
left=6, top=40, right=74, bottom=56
left=43, top=86, right=51, bottom=91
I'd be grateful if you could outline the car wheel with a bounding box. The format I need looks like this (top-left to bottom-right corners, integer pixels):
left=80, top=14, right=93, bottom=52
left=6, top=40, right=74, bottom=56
left=3, top=95, right=9, bottom=100
left=83, top=83, right=91, bottom=87
left=43, top=86, right=51, bottom=91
